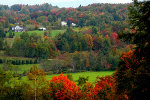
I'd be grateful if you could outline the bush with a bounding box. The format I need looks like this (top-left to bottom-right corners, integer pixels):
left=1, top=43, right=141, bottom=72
left=77, top=76, right=89, bottom=86
left=67, top=74, right=73, bottom=81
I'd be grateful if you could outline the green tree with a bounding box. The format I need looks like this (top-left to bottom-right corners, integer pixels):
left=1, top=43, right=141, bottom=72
left=114, top=1, right=150, bottom=99
left=8, top=30, right=14, bottom=38
left=27, top=65, right=47, bottom=100
left=20, top=32, right=29, bottom=42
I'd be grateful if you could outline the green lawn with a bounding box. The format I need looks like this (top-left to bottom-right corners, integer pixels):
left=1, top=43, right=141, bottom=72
left=50, top=30, right=65, bottom=37
left=6, top=30, right=64, bottom=37
left=6, top=30, right=44, bottom=37
left=46, top=71, right=114, bottom=84
left=21, top=71, right=114, bottom=84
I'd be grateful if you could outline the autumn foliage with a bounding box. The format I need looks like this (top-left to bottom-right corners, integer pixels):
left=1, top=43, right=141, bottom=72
left=49, top=74, right=115, bottom=100
left=49, top=74, right=81, bottom=100
left=85, top=76, right=115, bottom=100
left=120, top=50, right=139, bottom=70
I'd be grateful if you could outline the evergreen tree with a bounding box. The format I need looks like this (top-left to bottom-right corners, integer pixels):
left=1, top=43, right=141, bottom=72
left=0, top=23, right=5, bottom=38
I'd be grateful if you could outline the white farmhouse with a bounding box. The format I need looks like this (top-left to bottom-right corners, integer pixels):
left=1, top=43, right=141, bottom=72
left=39, top=27, right=46, bottom=31
left=12, top=26, right=25, bottom=32
left=72, top=23, right=76, bottom=27
left=61, top=21, right=67, bottom=26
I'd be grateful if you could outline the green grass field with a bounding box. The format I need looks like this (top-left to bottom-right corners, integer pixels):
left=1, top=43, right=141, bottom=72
left=6, top=30, right=64, bottom=37
left=20, top=71, right=114, bottom=85
left=6, top=30, right=44, bottom=37
left=46, top=71, right=114, bottom=84
left=0, top=63, right=114, bottom=83
left=50, top=30, right=65, bottom=37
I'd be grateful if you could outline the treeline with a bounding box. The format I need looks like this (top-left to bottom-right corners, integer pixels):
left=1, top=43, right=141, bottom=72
left=0, top=3, right=129, bottom=30
left=2, top=27, right=130, bottom=71
left=0, top=58, right=38, bottom=65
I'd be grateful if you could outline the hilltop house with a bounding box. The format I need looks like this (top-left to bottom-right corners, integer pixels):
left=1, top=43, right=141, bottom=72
left=12, top=26, right=26, bottom=32
left=61, top=21, right=67, bottom=26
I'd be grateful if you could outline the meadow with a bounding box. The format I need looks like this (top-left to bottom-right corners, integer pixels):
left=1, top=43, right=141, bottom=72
left=46, top=71, right=114, bottom=84
left=0, top=63, right=114, bottom=84
left=6, top=29, right=65, bottom=37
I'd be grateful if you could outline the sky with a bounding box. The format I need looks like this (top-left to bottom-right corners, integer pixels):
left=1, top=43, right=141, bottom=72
left=0, top=0, right=134, bottom=8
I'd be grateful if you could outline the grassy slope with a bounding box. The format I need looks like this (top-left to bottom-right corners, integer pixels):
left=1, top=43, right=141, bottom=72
left=6, top=30, right=65, bottom=37
left=50, top=30, right=65, bottom=37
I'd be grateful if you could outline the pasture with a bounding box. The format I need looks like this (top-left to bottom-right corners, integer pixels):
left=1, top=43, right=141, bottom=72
left=46, top=71, right=114, bottom=84
left=6, top=30, right=65, bottom=37
left=0, top=63, right=114, bottom=83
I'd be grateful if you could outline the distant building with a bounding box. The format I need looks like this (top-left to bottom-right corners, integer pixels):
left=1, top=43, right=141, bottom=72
left=12, top=26, right=26, bottom=32
left=72, top=23, right=76, bottom=27
left=39, top=27, right=46, bottom=31
left=61, top=21, right=67, bottom=26
left=61, top=21, right=76, bottom=27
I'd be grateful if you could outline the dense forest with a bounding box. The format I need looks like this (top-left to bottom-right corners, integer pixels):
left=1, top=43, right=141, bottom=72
left=0, top=1, right=149, bottom=100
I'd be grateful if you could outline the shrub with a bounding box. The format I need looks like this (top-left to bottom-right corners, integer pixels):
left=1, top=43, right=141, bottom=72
left=77, top=76, right=89, bottom=86
left=66, top=74, right=73, bottom=81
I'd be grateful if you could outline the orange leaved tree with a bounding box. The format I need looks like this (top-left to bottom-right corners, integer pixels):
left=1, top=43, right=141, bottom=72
left=85, top=76, right=115, bottom=100
left=49, top=74, right=82, bottom=100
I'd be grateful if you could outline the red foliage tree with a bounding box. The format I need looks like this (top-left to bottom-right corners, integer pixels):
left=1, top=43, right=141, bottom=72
left=120, top=50, right=139, bottom=70
left=110, top=32, right=118, bottom=40
left=49, top=74, right=81, bottom=100
left=85, top=76, right=115, bottom=100
left=65, top=17, right=74, bottom=23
